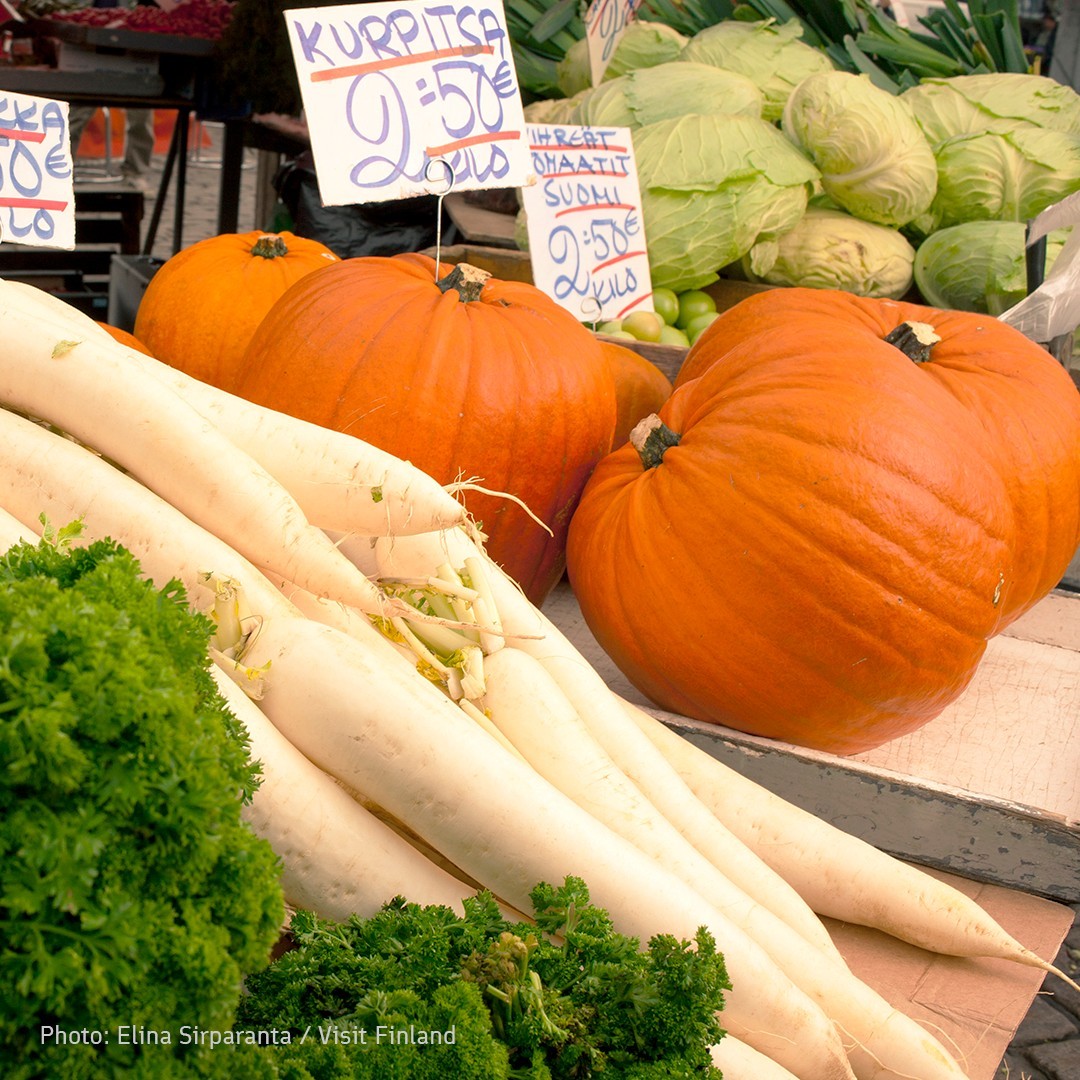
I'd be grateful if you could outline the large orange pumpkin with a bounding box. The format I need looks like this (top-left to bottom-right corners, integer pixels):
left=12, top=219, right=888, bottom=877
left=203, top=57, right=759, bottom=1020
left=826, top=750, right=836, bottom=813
left=566, top=288, right=1080, bottom=754
left=133, top=230, right=338, bottom=386
left=231, top=253, right=617, bottom=604
left=677, top=288, right=1080, bottom=626
left=601, top=339, right=674, bottom=448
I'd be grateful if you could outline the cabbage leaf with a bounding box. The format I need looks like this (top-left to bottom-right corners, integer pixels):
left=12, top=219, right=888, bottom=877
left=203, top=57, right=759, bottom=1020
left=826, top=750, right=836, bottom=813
left=781, top=70, right=937, bottom=228
left=680, top=19, right=835, bottom=122
left=634, top=113, right=819, bottom=292
left=578, top=61, right=764, bottom=129
left=902, top=73, right=1080, bottom=145
left=743, top=206, right=916, bottom=298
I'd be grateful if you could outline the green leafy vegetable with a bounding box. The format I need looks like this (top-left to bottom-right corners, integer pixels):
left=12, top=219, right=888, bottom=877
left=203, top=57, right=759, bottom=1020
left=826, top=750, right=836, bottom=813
left=901, top=73, right=1080, bottom=145
left=632, top=112, right=819, bottom=292
left=0, top=533, right=285, bottom=1080
left=913, top=220, right=1069, bottom=313
left=578, top=62, right=764, bottom=129
left=678, top=18, right=836, bottom=122
left=925, top=126, right=1080, bottom=232
left=781, top=70, right=938, bottom=228
left=555, top=21, right=688, bottom=98
left=237, top=877, right=729, bottom=1078
left=743, top=204, right=916, bottom=298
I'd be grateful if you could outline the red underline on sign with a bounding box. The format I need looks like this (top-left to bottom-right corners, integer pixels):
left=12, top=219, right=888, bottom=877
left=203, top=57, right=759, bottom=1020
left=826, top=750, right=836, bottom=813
left=529, top=143, right=628, bottom=154
left=616, top=292, right=653, bottom=319
left=555, top=202, right=636, bottom=217
left=593, top=250, right=647, bottom=273
left=0, top=197, right=68, bottom=209
left=0, top=128, right=47, bottom=143
left=585, top=0, right=610, bottom=29
left=310, top=44, right=493, bottom=82
left=426, top=129, right=521, bottom=157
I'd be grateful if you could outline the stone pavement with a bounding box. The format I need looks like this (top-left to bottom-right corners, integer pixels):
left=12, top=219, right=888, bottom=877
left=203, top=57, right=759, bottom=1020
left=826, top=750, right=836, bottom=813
left=136, top=119, right=265, bottom=259
left=122, top=123, right=1080, bottom=1080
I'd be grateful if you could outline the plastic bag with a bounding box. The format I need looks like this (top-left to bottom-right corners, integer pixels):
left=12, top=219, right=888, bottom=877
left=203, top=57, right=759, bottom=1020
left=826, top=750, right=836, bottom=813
left=273, top=153, right=459, bottom=260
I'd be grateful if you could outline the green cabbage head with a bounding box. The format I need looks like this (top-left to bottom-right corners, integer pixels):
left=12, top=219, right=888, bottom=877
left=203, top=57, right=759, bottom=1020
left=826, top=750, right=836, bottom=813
left=555, top=22, right=687, bottom=97
left=633, top=113, right=819, bottom=293
left=523, top=87, right=594, bottom=126
left=901, top=73, right=1080, bottom=144
left=781, top=71, right=937, bottom=228
left=604, top=20, right=687, bottom=80
left=680, top=19, right=834, bottom=122
left=928, top=126, right=1080, bottom=231
left=914, top=220, right=1069, bottom=313
left=578, top=62, right=763, bottom=129
left=743, top=206, right=916, bottom=298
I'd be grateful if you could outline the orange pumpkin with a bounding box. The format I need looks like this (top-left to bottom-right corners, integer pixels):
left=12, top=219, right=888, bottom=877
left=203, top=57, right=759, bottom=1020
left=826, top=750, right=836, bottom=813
left=96, top=321, right=154, bottom=356
left=566, top=288, right=1080, bottom=754
left=231, top=254, right=617, bottom=604
left=133, top=231, right=338, bottom=386
left=677, top=288, right=1080, bottom=626
left=601, top=339, right=674, bottom=448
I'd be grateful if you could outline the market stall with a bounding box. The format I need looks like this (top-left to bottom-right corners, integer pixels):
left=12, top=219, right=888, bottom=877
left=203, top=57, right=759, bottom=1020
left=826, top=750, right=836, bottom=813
left=2, top=1, right=1080, bottom=1078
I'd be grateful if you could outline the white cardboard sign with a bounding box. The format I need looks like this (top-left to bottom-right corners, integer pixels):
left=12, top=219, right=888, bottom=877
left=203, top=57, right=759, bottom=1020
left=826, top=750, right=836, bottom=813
left=284, top=0, right=531, bottom=206
left=584, top=0, right=645, bottom=87
left=0, top=92, right=75, bottom=250
left=522, top=122, right=653, bottom=323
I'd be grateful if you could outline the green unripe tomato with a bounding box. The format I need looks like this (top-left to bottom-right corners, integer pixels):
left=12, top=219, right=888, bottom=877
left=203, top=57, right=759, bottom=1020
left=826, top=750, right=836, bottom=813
left=686, top=311, right=720, bottom=344
left=621, top=310, right=665, bottom=343
left=658, top=325, right=690, bottom=347
left=652, top=287, right=680, bottom=327
left=675, top=289, right=718, bottom=329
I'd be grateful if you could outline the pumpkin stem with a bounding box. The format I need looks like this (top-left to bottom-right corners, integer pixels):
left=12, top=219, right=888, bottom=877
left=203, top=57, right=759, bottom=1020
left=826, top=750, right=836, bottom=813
left=250, top=234, right=290, bottom=259
left=885, top=320, right=941, bottom=364
left=630, top=414, right=681, bottom=470
left=437, top=263, right=492, bottom=302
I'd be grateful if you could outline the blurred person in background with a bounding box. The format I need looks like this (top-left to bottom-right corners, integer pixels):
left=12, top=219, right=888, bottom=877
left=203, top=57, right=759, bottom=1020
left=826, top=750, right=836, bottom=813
left=66, top=0, right=154, bottom=190
left=69, top=104, right=154, bottom=191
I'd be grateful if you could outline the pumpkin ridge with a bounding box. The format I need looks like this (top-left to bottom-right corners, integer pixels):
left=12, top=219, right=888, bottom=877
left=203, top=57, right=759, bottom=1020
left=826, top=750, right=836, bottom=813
left=336, top=286, right=463, bottom=445
left=573, top=487, right=976, bottom=749
left=574, top=485, right=987, bottom=750
left=673, top=417, right=1011, bottom=627
left=715, top=478, right=1005, bottom=655
left=650, top=443, right=1005, bottom=659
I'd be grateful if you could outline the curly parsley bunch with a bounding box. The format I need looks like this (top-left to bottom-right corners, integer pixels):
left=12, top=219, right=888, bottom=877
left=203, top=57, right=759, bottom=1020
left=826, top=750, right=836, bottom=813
left=0, top=532, right=285, bottom=1080
left=237, top=878, right=729, bottom=1078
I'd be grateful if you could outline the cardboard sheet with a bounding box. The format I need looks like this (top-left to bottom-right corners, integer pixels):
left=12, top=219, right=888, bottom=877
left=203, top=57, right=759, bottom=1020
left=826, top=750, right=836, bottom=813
left=828, top=869, right=1073, bottom=1080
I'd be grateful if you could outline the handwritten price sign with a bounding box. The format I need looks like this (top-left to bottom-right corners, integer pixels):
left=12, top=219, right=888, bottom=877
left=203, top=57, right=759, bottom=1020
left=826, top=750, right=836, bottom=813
left=284, top=0, right=531, bottom=206
left=0, top=92, right=74, bottom=249
left=522, top=123, right=653, bottom=323
left=584, top=0, right=645, bottom=87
